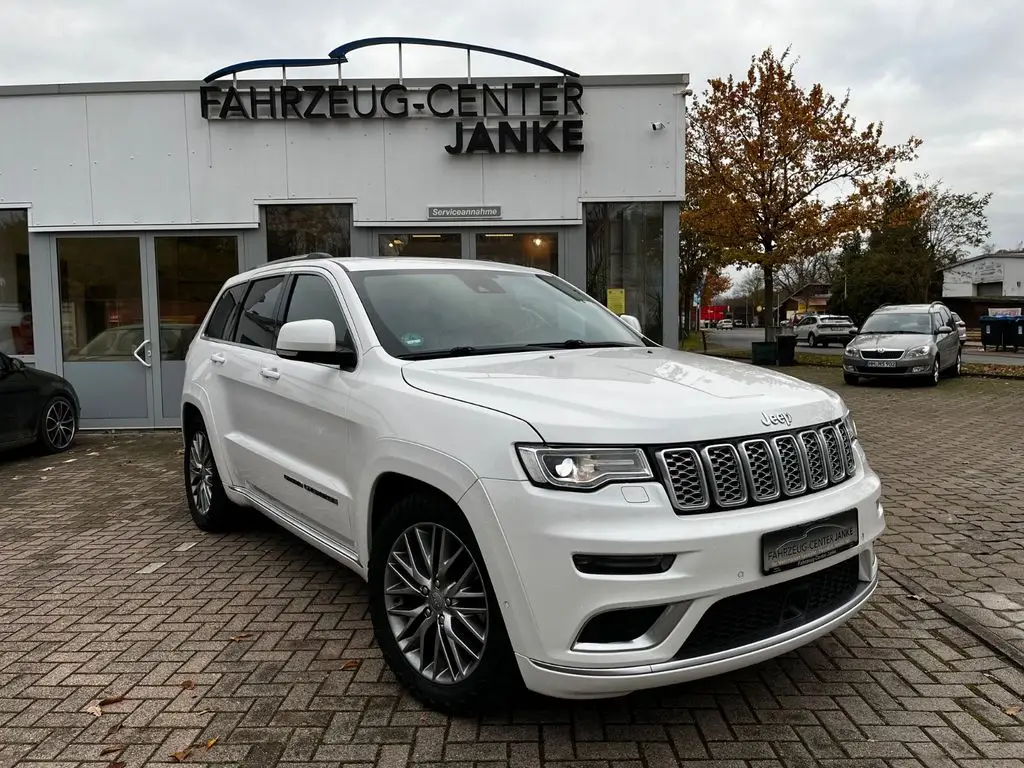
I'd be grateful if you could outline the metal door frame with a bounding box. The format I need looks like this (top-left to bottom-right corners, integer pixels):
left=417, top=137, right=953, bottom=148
left=50, top=230, right=244, bottom=430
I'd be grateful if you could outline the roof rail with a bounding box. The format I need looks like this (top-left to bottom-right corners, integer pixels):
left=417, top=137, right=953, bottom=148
left=267, top=251, right=337, bottom=264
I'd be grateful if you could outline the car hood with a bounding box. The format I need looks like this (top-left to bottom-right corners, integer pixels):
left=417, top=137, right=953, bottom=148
left=401, top=347, right=845, bottom=444
left=848, top=332, right=933, bottom=350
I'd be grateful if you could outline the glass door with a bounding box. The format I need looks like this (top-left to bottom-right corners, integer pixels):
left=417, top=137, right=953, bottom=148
left=57, top=236, right=154, bottom=428
left=145, top=234, right=241, bottom=427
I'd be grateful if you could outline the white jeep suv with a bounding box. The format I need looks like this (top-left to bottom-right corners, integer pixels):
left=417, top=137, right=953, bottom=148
left=181, top=255, right=885, bottom=712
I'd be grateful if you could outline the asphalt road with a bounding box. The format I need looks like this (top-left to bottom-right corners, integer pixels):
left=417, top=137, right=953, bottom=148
left=704, top=327, right=1024, bottom=367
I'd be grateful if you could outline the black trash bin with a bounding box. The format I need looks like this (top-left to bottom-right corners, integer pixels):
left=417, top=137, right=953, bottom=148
left=751, top=341, right=778, bottom=365
left=776, top=334, right=798, bottom=366
left=1013, top=316, right=1024, bottom=352
left=979, top=315, right=1004, bottom=351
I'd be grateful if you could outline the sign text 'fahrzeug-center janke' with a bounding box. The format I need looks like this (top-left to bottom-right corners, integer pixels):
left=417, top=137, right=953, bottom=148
left=199, top=81, right=585, bottom=155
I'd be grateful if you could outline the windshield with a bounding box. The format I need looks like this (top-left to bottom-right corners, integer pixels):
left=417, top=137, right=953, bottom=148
left=859, top=312, right=932, bottom=335
left=348, top=268, right=646, bottom=359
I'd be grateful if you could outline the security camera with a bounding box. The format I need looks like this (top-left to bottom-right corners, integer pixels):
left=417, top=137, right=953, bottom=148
left=651, top=121, right=666, bottom=131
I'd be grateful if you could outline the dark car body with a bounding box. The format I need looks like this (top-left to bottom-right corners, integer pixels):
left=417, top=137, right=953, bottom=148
left=0, top=352, right=81, bottom=452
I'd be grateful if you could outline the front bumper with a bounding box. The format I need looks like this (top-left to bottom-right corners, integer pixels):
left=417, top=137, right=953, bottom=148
left=844, top=355, right=932, bottom=376
left=464, top=446, right=885, bottom=699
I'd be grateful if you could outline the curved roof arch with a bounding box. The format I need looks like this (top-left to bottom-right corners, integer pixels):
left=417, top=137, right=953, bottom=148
left=203, top=37, right=580, bottom=83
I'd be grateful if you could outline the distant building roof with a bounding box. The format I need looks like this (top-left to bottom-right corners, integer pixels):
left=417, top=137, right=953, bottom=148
left=942, top=250, right=1024, bottom=271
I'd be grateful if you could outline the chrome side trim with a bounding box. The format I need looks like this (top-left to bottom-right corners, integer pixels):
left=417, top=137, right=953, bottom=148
left=228, top=484, right=362, bottom=570
left=529, top=571, right=878, bottom=678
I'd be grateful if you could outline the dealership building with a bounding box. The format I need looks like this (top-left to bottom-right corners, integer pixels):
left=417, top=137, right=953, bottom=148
left=0, top=38, right=688, bottom=430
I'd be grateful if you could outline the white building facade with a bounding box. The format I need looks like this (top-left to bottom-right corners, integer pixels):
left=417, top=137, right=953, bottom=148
left=0, top=40, right=689, bottom=429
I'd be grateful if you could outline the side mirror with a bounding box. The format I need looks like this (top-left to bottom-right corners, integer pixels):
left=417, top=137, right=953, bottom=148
left=619, top=314, right=643, bottom=334
left=936, top=325, right=953, bottom=335
left=276, top=319, right=356, bottom=369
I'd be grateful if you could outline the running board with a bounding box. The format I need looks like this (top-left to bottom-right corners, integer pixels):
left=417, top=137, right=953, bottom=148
left=228, top=484, right=363, bottom=572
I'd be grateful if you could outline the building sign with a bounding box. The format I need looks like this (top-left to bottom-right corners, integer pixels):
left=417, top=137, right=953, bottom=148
left=428, top=206, right=501, bottom=220
left=198, top=81, right=585, bottom=155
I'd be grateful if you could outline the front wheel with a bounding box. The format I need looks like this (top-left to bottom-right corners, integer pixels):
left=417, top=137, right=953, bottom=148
left=808, top=332, right=817, bottom=347
left=926, top=357, right=941, bottom=387
left=844, top=373, right=859, bottom=386
left=369, top=492, right=519, bottom=714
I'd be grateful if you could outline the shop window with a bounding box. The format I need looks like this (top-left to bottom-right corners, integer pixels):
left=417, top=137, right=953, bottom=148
left=377, top=233, right=462, bottom=259
left=0, top=210, right=31, bottom=357
left=155, top=236, right=239, bottom=360
left=265, top=204, right=352, bottom=261
left=476, top=233, right=558, bottom=273
left=584, top=203, right=664, bottom=343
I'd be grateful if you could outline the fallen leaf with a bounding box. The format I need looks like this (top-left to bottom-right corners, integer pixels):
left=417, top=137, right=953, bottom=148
left=85, top=703, right=103, bottom=717
left=205, top=737, right=219, bottom=750
left=228, top=633, right=252, bottom=642
left=180, top=680, right=196, bottom=690
left=341, top=659, right=360, bottom=671
left=171, top=748, right=191, bottom=762
left=100, top=745, right=124, bottom=756
left=194, top=709, right=212, bottom=715
left=99, top=695, right=125, bottom=707
left=108, top=762, right=126, bottom=768
left=1006, top=705, right=1021, bottom=716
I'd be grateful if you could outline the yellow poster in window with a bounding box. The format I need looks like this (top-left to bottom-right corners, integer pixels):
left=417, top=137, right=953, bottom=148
left=606, top=288, right=626, bottom=315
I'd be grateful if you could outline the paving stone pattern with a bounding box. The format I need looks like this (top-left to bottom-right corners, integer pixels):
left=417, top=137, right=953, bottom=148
left=0, top=368, right=1023, bottom=767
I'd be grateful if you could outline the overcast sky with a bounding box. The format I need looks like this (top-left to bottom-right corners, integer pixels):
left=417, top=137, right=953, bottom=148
left=2, top=0, right=1020, bottom=251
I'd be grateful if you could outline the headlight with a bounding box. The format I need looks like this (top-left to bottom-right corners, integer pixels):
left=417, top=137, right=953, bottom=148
left=843, top=346, right=859, bottom=357
left=516, top=446, right=653, bottom=490
left=906, top=345, right=933, bottom=358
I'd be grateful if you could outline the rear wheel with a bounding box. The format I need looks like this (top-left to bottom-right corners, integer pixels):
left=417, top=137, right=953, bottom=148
left=183, top=418, right=238, bottom=531
left=369, top=492, right=519, bottom=714
left=952, top=347, right=962, bottom=377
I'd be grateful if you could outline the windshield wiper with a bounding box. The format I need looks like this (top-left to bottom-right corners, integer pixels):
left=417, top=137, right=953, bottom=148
left=398, top=344, right=538, bottom=361
left=524, top=340, right=642, bottom=349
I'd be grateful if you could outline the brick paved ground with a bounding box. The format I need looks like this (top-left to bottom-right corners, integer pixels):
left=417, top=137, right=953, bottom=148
left=1, top=368, right=1023, bottom=767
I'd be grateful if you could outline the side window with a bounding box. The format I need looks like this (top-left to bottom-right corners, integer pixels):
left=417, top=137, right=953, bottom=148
left=282, top=274, right=353, bottom=348
left=204, top=284, right=247, bottom=341
left=233, top=275, right=286, bottom=350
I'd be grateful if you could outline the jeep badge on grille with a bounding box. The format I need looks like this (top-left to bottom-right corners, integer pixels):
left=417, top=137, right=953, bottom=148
left=760, top=411, right=793, bottom=428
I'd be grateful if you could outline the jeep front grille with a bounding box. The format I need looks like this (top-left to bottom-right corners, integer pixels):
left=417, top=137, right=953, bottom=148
left=656, top=419, right=856, bottom=514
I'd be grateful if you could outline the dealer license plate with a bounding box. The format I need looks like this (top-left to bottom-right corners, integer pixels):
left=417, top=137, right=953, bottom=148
left=761, top=508, right=859, bottom=575
left=864, top=360, right=897, bottom=368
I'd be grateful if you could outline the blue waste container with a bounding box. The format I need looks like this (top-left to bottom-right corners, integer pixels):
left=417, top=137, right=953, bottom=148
left=979, top=316, right=1005, bottom=351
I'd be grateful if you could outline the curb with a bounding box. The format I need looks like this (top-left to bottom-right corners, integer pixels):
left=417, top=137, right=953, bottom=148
left=883, top=566, right=1024, bottom=671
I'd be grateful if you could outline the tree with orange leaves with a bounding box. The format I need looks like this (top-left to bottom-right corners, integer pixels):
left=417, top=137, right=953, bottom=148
left=685, top=46, right=922, bottom=339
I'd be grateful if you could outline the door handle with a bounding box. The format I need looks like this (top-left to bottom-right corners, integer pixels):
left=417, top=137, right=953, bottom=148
left=132, top=339, right=152, bottom=368
left=259, top=367, right=280, bottom=380
left=210, top=353, right=226, bottom=365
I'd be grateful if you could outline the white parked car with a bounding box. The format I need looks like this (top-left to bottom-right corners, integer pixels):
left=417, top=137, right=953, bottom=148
left=181, top=256, right=885, bottom=712
left=794, top=314, right=858, bottom=347
left=716, top=319, right=734, bottom=330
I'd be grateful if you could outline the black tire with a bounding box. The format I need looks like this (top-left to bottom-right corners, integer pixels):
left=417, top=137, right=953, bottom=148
left=183, top=417, right=238, bottom=532
left=843, top=373, right=859, bottom=386
left=926, top=357, right=940, bottom=387
left=951, top=348, right=962, bottom=377
left=36, top=395, right=77, bottom=454
left=808, top=332, right=817, bottom=348
left=368, top=491, right=519, bottom=714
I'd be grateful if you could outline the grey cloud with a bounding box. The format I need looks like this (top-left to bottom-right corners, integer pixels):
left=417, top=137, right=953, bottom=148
left=0, top=0, right=1019, bottom=247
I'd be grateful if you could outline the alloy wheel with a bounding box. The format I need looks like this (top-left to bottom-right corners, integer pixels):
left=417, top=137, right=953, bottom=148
left=933, top=360, right=941, bottom=384
left=188, top=431, right=215, bottom=516
left=45, top=399, right=75, bottom=450
left=384, top=523, right=489, bottom=685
